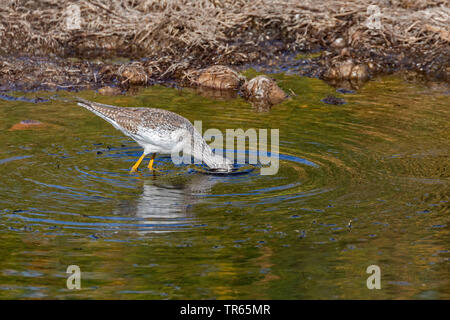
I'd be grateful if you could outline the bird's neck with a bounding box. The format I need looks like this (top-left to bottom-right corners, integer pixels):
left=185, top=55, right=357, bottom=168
left=192, top=133, right=228, bottom=169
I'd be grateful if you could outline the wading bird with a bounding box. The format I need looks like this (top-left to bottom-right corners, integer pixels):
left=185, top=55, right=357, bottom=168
left=76, top=98, right=232, bottom=173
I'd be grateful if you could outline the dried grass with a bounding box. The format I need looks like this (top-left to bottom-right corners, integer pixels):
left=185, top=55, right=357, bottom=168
left=0, top=0, right=448, bottom=80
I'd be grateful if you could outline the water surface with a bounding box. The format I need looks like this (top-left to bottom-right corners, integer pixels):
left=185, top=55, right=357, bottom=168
left=0, top=74, right=448, bottom=299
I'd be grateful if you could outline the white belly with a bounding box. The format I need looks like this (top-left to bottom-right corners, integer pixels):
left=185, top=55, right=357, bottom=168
left=127, top=128, right=184, bottom=155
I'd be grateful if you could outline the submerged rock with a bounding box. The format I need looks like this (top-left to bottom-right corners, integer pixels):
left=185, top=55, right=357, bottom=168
left=194, top=86, right=238, bottom=100
left=98, top=86, right=122, bottom=96
left=323, top=59, right=369, bottom=81
left=321, top=95, right=346, bottom=105
left=326, top=78, right=366, bottom=92
left=242, top=75, right=287, bottom=110
left=9, top=120, right=45, bottom=131
left=192, top=65, right=245, bottom=90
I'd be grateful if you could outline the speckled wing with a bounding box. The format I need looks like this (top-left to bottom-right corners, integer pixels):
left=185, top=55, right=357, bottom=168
left=76, top=98, right=140, bottom=135
left=76, top=97, right=192, bottom=142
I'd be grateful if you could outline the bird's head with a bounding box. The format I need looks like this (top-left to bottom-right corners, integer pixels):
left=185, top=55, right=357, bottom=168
left=186, top=128, right=234, bottom=172
left=203, top=152, right=234, bottom=171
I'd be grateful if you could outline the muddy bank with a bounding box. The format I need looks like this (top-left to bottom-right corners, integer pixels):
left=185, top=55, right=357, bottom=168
left=0, top=47, right=448, bottom=95
left=0, top=0, right=449, bottom=92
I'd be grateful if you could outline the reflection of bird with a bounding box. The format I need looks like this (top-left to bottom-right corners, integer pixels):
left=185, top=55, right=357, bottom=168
left=114, top=173, right=219, bottom=234
left=76, top=98, right=232, bottom=173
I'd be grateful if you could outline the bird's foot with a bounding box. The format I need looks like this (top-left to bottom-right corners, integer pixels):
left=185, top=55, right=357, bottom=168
left=148, top=167, right=160, bottom=175
left=129, top=168, right=139, bottom=174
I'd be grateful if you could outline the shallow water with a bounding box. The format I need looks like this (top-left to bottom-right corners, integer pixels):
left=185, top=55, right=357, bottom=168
left=0, top=73, right=448, bottom=299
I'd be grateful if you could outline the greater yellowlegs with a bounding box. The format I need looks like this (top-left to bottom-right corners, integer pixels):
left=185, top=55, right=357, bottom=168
left=76, top=98, right=232, bottom=172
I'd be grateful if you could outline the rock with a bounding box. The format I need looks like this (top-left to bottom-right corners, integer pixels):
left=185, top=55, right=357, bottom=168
left=118, top=63, right=149, bottom=85
left=242, top=75, right=287, bottom=109
left=339, top=59, right=354, bottom=79
left=98, top=86, right=121, bottom=96
left=324, top=67, right=338, bottom=80
left=194, top=65, right=245, bottom=90
left=324, top=59, right=370, bottom=81
left=367, top=61, right=378, bottom=72
left=332, top=38, right=346, bottom=48
left=349, top=64, right=369, bottom=81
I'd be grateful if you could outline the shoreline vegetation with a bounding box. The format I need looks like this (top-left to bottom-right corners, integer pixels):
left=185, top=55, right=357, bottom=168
left=0, top=0, right=448, bottom=94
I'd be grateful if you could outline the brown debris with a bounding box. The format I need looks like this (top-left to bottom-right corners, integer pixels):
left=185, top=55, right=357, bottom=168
left=424, top=24, right=450, bottom=42
left=0, top=0, right=446, bottom=82
left=0, top=56, right=102, bottom=92
left=0, top=1, right=448, bottom=93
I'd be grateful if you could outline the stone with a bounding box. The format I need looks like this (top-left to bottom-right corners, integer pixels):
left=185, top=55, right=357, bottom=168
left=324, top=59, right=370, bottom=82
left=98, top=86, right=121, bottom=95
left=242, top=75, right=287, bottom=109
left=195, top=65, right=245, bottom=90
left=350, top=64, right=369, bottom=81
left=332, top=37, right=346, bottom=48
left=119, top=63, right=149, bottom=85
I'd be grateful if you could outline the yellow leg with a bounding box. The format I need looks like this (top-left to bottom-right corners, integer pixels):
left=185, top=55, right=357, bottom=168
left=147, top=153, right=156, bottom=171
left=130, top=152, right=146, bottom=173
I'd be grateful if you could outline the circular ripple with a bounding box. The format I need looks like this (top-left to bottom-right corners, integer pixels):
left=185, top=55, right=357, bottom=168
left=0, top=140, right=332, bottom=236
